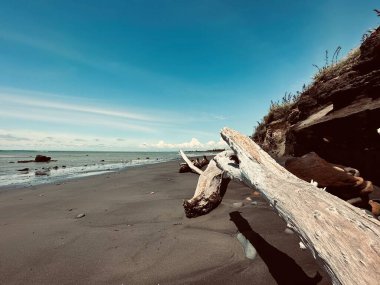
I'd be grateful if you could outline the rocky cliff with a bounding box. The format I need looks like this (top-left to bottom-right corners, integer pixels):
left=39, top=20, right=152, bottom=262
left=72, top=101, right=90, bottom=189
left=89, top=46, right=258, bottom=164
left=252, top=25, right=380, bottom=185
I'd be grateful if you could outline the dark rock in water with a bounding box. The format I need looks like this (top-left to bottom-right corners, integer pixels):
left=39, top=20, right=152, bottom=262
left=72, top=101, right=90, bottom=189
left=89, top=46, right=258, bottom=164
left=17, top=160, right=34, bottom=163
left=9, top=161, right=15, bottom=163
left=100, top=160, right=105, bottom=162
left=35, top=170, right=50, bottom=176
left=62, top=165, right=66, bottom=168
left=18, top=168, right=29, bottom=171
left=146, top=157, right=150, bottom=159
left=35, top=155, right=51, bottom=162
left=52, top=166, right=59, bottom=170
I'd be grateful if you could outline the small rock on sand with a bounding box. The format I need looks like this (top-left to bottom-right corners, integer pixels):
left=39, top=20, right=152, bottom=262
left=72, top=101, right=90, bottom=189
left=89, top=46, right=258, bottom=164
left=251, top=201, right=258, bottom=206
left=299, top=241, right=307, bottom=250
left=245, top=197, right=252, bottom=201
left=76, top=213, right=85, bottom=219
left=284, top=228, right=294, bottom=234
left=252, top=191, right=261, bottom=197
left=232, top=202, right=243, bottom=208
left=237, top=233, right=257, bottom=260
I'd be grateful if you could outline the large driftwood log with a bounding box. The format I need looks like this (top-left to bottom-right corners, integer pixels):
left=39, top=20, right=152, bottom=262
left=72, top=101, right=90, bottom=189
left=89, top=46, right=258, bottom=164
left=183, top=127, right=380, bottom=285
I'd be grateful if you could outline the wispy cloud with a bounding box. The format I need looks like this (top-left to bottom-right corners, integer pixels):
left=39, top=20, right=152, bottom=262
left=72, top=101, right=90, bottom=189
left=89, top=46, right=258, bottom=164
left=0, top=129, right=140, bottom=150
left=0, top=88, right=159, bottom=122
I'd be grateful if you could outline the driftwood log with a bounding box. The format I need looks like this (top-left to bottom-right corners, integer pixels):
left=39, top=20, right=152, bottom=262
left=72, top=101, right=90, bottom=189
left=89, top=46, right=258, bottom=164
left=179, top=151, right=209, bottom=174
left=182, top=127, right=380, bottom=285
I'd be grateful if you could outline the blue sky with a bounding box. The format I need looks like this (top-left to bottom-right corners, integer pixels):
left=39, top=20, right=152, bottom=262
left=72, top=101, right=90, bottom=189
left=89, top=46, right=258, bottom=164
left=0, top=0, right=379, bottom=150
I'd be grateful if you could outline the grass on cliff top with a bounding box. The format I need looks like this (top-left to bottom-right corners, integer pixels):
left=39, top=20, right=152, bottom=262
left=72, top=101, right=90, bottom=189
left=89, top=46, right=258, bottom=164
left=312, top=47, right=360, bottom=82
left=252, top=45, right=361, bottom=144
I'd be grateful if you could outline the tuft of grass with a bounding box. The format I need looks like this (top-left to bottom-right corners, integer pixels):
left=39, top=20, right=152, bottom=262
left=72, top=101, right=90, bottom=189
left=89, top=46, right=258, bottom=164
left=252, top=91, right=301, bottom=143
left=312, top=47, right=360, bottom=81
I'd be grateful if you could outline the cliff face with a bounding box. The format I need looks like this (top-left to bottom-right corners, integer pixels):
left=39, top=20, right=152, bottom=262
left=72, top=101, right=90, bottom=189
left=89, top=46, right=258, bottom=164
left=253, top=26, right=380, bottom=185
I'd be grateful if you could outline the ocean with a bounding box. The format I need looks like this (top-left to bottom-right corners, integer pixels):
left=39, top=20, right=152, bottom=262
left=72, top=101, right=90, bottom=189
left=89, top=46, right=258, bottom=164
left=0, top=150, right=196, bottom=188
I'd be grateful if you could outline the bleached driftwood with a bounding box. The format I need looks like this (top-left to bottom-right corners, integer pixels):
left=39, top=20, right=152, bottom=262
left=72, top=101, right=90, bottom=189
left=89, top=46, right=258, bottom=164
left=179, top=150, right=204, bottom=175
left=183, top=127, right=380, bottom=285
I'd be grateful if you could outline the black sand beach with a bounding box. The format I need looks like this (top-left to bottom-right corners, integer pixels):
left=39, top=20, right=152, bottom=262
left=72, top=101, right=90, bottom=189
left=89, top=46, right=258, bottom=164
left=0, top=160, right=332, bottom=284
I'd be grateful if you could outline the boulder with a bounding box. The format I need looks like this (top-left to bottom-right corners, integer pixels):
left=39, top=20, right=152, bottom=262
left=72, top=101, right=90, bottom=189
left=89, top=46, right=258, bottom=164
left=34, top=155, right=51, bottom=162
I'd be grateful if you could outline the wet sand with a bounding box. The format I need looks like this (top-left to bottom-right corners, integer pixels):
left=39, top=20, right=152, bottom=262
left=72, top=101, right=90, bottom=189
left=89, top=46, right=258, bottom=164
left=0, top=160, right=332, bottom=284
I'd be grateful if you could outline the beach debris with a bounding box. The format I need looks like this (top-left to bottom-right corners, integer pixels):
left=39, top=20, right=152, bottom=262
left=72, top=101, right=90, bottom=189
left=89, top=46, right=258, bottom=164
left=237, top=232, right=257, bottom=260
left=232, top=202, right=244, bottom=208
left=182, top=128, right=380, bottom=285
left=75, top=213, right=85, bottom=219
left=284, top=228, right=294, bottom=235
left=299, top=241, right=307, bottom=250
left=179, top=152, right=209, bottom=174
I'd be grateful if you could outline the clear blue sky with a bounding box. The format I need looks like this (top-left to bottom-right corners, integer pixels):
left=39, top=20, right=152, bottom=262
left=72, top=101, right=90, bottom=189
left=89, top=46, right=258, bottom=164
left=0, top=0, right=379, bottom=150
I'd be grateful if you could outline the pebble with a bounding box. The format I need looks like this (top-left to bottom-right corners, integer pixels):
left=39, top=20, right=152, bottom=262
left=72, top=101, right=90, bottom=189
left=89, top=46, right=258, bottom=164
left=251, top=201, right=258, bottom=206
left=76, top=213, right=85, bottom=219
left=299, top=241, right=307, bottom=250
left=284, top=228, right=294, bottom=234
left=245, top=197, right=252, bottom=201
left=232, top=202, right=243, bottom=208
left=237, top=233, right=257, bottom=260
left=252, top=191, right=261, bottom=197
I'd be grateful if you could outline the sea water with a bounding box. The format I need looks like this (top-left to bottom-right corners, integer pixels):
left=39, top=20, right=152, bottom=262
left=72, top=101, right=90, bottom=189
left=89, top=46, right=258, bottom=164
left=0, top=150, right=191, bottom=188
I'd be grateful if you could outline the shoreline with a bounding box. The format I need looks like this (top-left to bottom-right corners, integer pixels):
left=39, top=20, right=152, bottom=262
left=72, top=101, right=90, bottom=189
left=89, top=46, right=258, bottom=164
left=0, top=159, right=331, bottom=284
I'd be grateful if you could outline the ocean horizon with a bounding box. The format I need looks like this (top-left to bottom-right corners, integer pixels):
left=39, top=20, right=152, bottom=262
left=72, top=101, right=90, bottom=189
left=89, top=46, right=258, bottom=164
left=0, top=150, right=212, bottom=188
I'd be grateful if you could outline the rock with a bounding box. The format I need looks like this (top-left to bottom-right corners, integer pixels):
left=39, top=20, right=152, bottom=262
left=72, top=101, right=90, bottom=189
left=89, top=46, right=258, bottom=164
left=52, top=166, right=59, bottom=170
left=232, top=202, right=244, bottom=208
left=17, top=160, right=34, bottom=163
left=299, top=241, right=307, bottom=250
left=100, top=160, right=105, bottom=162
left=75, top=213, right=85, bottom=219
left=251, top=201, right=258, bottom=205
left=284, top=228, right=294, bottom=234
left=252, top=191, right=261, bottom=197
left=62, top=165, right=66, bottom=168
left=34, top=155, right=51, bottom=162
left=9, top=161, right=15, bottom=163
left=245, top=197, right=252, bottom=201
left=17, top=168, right=29, bottom=172
left=146, top=157, right=150, bottom=159
left=237, top=233, right=257, bottom=260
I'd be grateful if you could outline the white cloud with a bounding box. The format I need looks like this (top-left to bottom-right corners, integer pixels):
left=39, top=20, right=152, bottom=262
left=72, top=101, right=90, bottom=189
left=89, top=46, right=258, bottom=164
left=142, top=137, right=227, bottom=150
